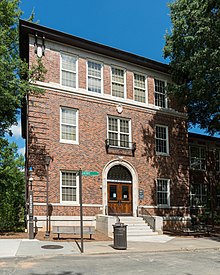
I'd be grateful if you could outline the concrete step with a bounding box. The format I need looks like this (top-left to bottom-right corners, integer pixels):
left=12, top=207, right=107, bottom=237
left=127, top=226, right=151, bottom=230
left=117, top=216, right=158, bottom=237
left=127, top=228, right=156, bottom=233
left=121, top=220, right=146, bottom=224
left=127, top=231, right=158, bottom=237
left=118, top=217, right=145, bottom=222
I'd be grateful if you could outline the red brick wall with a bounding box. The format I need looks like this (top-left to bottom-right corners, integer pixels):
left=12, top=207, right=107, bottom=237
left=103, top=65, right=111, bottom=95
left=147, top=76, right=155, bottom=105
left=27, top=45, right=189, bottom=218
left=78, top=58, right=86, bottom=89
left=29, top=46, right=60, bottom=83
left=126, top=71, right=133, bottom=100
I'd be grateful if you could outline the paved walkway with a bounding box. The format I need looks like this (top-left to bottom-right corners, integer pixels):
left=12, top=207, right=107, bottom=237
left=0, top=235, right=219, bottom=258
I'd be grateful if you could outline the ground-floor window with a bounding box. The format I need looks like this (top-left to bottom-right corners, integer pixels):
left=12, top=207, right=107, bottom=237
left=61, top=171, right=78, bottom=203
left=156, top=179, right=170, bottom=207
left=190, top=184, right=207, bottom=207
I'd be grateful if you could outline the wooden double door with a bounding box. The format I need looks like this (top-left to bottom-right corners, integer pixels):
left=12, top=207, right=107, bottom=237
left=108, top=182, right=132, bottom=216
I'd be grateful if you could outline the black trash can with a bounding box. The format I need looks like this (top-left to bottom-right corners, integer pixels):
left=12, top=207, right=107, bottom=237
left=113, top=222, right=127, bottom=250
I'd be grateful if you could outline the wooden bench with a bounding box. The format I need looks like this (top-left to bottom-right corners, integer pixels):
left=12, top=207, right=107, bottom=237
left=52, top=225, right=95, bottom=240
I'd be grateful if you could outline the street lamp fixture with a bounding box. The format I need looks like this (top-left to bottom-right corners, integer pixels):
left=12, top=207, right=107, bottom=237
left=45, top=155, right=51, bottom=238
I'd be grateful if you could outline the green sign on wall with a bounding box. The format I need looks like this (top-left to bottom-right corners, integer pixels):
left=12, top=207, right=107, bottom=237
left=82, top=171, right=99, bottom=176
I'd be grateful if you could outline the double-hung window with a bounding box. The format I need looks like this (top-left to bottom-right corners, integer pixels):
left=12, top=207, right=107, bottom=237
left=155, top=125, right=169, bottom=155
left=60, top=108, right=78, bottom=144
left=190, top=184, right=207, bottom=207
left=61, top=53, right=77, bottom=88
left=157, top=179, right=170, bottom=207
left=190, top=146, right=206, bottom=170
left=134, top=73, right=146, bottom=103
left=108, top=116, right=131, bottom=148
left=154, top=79, right=167, bottom=108
left=111, top=67, right=125, bottom=98
left=87, top=60, right=102, bottom=93
left=61, top=171, right=78, bottom=203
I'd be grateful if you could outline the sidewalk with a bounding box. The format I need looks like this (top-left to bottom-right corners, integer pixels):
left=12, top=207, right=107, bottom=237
left=0, top=235, right=220, bottom=258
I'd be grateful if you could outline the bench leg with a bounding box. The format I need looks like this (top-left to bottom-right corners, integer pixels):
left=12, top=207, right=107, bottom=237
left=90, top=234, right=92, bottom=240
left=58, top=233, right=60, bottom=240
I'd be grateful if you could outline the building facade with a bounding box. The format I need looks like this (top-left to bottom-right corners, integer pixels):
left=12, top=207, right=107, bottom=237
left=189, top=133, right=220, bottom=221
left=20, top=20, right=190, bottom=231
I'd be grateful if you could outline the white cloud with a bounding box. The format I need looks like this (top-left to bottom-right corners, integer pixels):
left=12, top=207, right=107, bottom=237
left=10, top=120, right=22, bottom=139
left=18, top=147, right=25, bottom=156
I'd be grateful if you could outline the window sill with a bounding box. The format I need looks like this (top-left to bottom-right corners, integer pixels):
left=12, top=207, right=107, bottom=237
left=60, top=140, right=79, bottom=145
left=156, top=153, right=170, bottom=157
left=189, top=168, right=206, bottom=172
left=157, top=205, right=170, bottom=208
left=60, top=202, right=79, bottom=206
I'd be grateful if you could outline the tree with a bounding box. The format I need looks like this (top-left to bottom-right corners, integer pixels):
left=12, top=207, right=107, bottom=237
left=0, top=0, right=46, bottom=137
left=164, top=0, right=220, bottom=135
left=0, top=138, right=25, bottom=231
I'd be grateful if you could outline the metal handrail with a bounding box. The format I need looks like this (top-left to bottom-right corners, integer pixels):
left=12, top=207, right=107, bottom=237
left=105, top=139, right=136, bottom=151
left=138, top=207, right=155, bottom=231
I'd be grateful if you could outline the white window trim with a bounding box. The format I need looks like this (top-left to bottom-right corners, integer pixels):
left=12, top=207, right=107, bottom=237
left=111, top=66, right=126, bottom=99
left=155, top=124, right=169, bottom=156
left=156, top=178, right=170, bottom=207
left=190, top=184, right=207, bottom=207
left=60, top=107, right=79, bottom=145
left=86, top=59, right=103, bottom=94
left=107, top=115, right=132, bottom=148
left=60, top=171, right=79, bottom=205
left=60, top=52, right=78, bottom=89
left=154, top=78, right=168, bottom=108
left=189, top=145, right=206, bottom=171
left=133, top=72, right=147, bottom=104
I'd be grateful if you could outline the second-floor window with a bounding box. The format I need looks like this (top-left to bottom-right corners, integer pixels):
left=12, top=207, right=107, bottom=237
left=190, top=146, right=206, bottom=170
left=60, top=108, right=78, bottom=144
left=155, top=125, right=169, bottom=155
left=154, top=79, right=167, bottom=108
left=111, top=67, right=125, bottom=98
left=108, top=116, right=131, bottom=148
left=134, top=73, right=146, bottom=103
left=61, top=53, right=77, bottom=88
left=87, top=60, right=102, bottom=93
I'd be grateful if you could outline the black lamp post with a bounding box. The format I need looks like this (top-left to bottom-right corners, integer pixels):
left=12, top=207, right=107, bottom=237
left=45, top=155, right=51, bottom=238
left=28, top=167, right=34, bottom=239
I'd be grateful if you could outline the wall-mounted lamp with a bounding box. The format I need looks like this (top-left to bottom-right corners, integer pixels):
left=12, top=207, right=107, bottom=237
left=34, top=33, right=45, bottom=58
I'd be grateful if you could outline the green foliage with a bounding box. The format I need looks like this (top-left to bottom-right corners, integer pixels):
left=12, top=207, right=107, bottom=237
left=164, top=0, right=220, bottom=135
left=0, top=0, right=46, bottom=137
left=0, top=138, right=25, bottom=231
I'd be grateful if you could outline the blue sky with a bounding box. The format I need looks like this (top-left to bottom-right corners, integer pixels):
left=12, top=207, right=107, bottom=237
left=8, top=0, right=215, bottom=154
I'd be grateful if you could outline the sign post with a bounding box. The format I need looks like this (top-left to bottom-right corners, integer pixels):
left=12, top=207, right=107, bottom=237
left=79, top=169, right=83, bottom=253
left=78, top=170, right=99, bottom=253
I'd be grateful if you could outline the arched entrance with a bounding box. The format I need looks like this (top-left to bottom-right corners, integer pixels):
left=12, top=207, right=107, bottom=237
left=107, top=165, right=133, bottom=216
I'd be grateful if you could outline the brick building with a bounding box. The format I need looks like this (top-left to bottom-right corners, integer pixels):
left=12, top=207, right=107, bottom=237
left=189, top=133, right=220, bottom=219
left=20, top=20, right=190, bottom=233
